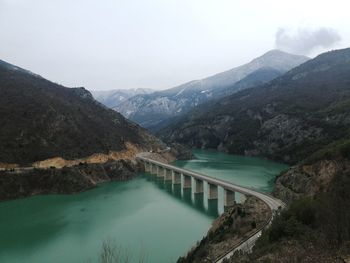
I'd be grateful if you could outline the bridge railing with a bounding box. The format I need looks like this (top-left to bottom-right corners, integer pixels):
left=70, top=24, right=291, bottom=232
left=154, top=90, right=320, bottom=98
left=137, top=156, right=284, bottom=208
left=137, top=155, right=285, bottom=262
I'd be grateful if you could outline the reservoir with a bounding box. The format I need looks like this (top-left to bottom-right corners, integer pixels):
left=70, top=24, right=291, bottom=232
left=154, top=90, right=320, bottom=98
left=0, top=150, right=287, bottom=263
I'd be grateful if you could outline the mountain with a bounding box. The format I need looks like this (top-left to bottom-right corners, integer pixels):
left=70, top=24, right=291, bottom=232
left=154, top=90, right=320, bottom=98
left=160, top=48, right=350, bottom=165
left=209, top=66, right=283, bottom=100
left=90, top=88, right=153, bottom=108
left=115, top=50, right=309, bottom=130
left=0, top=60, right=162, bottom=165
left=171, top=48, right=350, bottom=263
left=0, top=59, right=42, bottom=78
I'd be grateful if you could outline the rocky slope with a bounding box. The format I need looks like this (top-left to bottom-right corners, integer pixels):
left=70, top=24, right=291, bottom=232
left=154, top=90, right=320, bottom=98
left=161, top=48, right=350, bottom=165
left=90, top=88, right=153, bottom=108
left=115, top=50, right=308, bottom=130
left=273, top=158, right=350, bottom=205
left=227, top=164, right=350, bottom=263
left=0, top=59, right=164, bottom=166
left=178, top=139, right=350, bottom=263
left=178, top=197, right=270, bottom=263
left=0, top=159, right=142, bottom=201
left=169, top=48, right=350, bottom=263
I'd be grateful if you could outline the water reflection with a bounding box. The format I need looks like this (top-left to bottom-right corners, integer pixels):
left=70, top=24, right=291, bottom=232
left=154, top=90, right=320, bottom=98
left=194, top=193, right=205, bottom=210
left=207, top=200, right=219, bottom=217
left=144, top=173, right=219, bottom=218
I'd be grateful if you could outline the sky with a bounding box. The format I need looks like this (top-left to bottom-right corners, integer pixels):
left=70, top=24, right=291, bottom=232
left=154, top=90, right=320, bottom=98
left=0, top=0, right=349, bottom=91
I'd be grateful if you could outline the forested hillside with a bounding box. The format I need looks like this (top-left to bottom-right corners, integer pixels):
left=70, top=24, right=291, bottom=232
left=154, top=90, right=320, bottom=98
left=0, top=60, right=162, bottom=165
left=161, top=48, right=350, bottom=165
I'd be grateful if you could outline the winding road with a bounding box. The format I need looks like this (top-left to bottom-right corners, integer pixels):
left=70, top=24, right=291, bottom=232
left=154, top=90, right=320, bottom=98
left=137, top=154, right=286, bottom=262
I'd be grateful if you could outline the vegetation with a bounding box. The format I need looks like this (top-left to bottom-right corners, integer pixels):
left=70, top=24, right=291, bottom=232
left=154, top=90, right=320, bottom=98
left=171, top=48, right=350, bottom=262
left=304, top=136, right=350, bottom=164
left=161, top=48, right=350, bottom=165
left=0, top=60, right=160, bottom=164
left=0, top=160, right=138, bottom=201
left=178, top=198, right=270, bottom=263
left=88, top=239, right=148, bottom=263
left=229, top=170, right=350, bottom=262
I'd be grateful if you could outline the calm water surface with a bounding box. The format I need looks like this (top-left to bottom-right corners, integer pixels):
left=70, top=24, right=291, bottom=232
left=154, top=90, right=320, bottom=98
left=0, top=150, right=287, bottom=263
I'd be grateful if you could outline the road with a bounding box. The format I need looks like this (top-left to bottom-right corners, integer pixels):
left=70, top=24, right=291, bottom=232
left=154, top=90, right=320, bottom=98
left=137, top=155, right=285, bottom=262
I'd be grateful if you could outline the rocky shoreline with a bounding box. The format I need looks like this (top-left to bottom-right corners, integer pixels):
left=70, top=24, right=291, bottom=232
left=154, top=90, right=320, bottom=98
left=0, top=143, right=193, bottom=202
left=0, top=159, right=144, bottom=202
left=180, top=157, right=350, bottom=263
left=178, top=197, right=270, bottom=263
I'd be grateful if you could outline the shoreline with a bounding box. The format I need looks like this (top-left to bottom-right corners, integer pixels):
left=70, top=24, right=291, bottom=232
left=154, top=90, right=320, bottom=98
left=0, top=158, right=143, bottom=202
left=1, top=148, right=283, bottom=263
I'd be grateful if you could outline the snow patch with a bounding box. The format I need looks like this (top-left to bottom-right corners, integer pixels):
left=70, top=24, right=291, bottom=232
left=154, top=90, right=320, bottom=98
left=176, top=88, right=186, bottom=96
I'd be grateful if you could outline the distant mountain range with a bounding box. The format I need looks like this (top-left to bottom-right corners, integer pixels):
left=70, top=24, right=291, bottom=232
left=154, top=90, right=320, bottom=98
left=160, top=48, right=350, bottom=165
left=113, top=50, right=309, bottom=130
left=0, top=60, right=161, bottom=165
left=90, top=88, right=153, bottom=108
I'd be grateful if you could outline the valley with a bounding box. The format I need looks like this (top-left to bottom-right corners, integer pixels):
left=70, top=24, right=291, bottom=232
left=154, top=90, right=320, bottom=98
left=109, top=50, right=309, bottom=131
left=0, top=150, right=286, bottom=263
left=0, top=14, right=349, bottom=262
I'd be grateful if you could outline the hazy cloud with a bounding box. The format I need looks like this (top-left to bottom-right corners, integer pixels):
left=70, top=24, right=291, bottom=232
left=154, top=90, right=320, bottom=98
left=1, top=0, right=349, bottom=90
left=275, top=27, right=341, bottom=55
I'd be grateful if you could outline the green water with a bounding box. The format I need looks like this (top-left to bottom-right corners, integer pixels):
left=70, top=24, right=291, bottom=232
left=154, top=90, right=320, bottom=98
left=0, top=150, right=287, bottom=263
left=174, top=150, right=288, bottom=193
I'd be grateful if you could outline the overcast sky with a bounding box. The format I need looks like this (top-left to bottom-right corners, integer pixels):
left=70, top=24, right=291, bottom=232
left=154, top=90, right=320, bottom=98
left=0, top=0, right=349, bottom=91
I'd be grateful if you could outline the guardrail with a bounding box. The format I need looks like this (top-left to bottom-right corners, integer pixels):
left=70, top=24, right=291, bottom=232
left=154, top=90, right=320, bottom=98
left=137, top=155, right=285, bottom=262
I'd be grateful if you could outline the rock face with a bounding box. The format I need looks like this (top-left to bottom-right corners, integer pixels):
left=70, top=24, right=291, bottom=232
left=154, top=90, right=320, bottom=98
left=31, top=142, right=143, bottom=169
left=178, top=197, right=270, bottom=263
left=274, top=159, right=350, bottom=204
left=115, top=50, right=308, bottom=130
left=0, top=159, right=142, bottom=201
left=90, top=88, right=153, bottom=108
left=0, top=59, right=164, bottom=165
left=161, top=48, right=350, bottom=165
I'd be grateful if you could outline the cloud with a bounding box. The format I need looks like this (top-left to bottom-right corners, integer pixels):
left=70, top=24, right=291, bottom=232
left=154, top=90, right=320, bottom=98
left=275, top=27, right=341, bottom=55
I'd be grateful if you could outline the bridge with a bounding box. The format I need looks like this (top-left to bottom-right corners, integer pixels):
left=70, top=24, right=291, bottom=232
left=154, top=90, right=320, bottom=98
left=136, top=155, right=286, bottom=262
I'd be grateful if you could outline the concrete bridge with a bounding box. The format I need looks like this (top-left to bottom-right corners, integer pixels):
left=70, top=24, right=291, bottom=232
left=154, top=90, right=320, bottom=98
left=137, top=155, right=285, bottom=262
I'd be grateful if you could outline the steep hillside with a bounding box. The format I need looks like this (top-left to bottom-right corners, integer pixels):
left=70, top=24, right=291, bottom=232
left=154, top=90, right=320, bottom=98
left=90, top=88, right=153, bottom=108
left=228, top=163, right=350, bottom=263
left=115, top=50, right=309, bottom=130
left=161, top=48, right=350, bottom=164
left=0, top=60, right=163, bottom=165
left=169, top=49, right=350, bottom=263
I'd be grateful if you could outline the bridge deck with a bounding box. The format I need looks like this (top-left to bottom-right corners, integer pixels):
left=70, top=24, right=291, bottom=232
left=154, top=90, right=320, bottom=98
left=137, top=155, right=286, bottom=262
left=137, top=156, right=285, bottom=211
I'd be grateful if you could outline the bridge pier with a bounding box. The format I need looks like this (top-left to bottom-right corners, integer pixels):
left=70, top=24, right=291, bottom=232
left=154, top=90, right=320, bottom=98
left=136, top=156, right=285, bottom=263
left=164, top=169, right=172, bottom=181
left=208, top=183, right=218, bottom=200
left=224, top=189, right=236, bottom=208
left=150, top=164, right=158, bottom=175
left=173, top=172, right=181, bottom=185
left=144, top=162, right=151, bottom=172
left=157, top=167, right=165, bottom=177
left=183, top=174, right=191, bottom=189
left=194, top=179, right=204, bottom=194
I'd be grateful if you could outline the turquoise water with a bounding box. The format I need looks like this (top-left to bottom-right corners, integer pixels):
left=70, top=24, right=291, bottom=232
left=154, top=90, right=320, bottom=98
left=0, top=150, right=287, bottom=263
left=174, top=149, right=288, bottom=192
